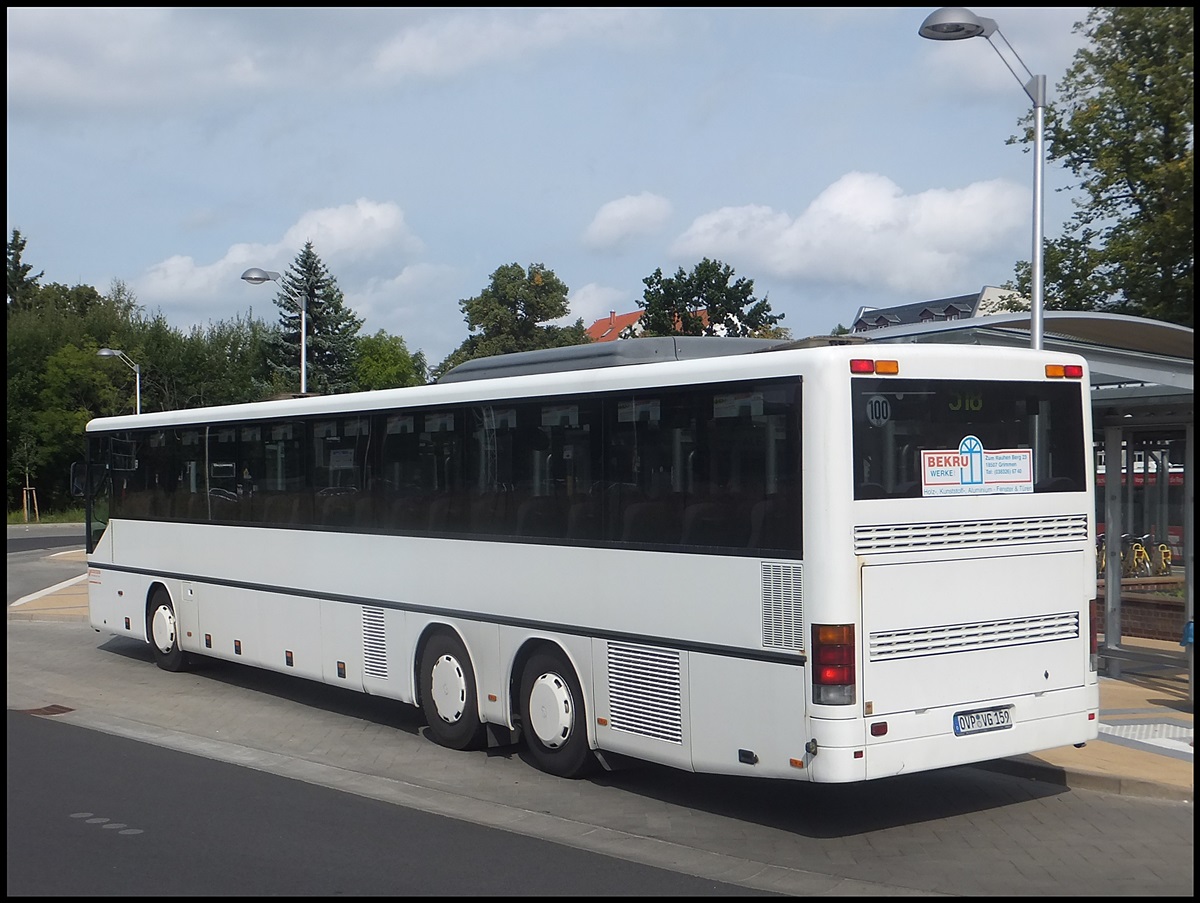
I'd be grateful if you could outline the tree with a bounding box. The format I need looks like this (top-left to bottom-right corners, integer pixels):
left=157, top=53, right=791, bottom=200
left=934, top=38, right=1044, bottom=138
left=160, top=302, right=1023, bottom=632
left=434, top=263, right=590, bottom=378
left=1009, top=7, right=1193, bottom=327
left=268, top=241, right=363, bottom=395
left=354, top=330, right=428, bottom=390
left=636, top=258, right=783, bottom=338
left=6, top=229, right=43, bottom=313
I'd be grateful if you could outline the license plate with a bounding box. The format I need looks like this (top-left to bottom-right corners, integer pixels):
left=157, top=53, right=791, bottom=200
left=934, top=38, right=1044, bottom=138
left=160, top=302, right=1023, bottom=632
left=953, top=705, right=1013, bottom=736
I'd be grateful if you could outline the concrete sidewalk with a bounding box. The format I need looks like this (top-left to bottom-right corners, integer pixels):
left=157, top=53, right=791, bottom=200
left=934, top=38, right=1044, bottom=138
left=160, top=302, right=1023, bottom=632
left=8, top=545, right=1193, bottom=802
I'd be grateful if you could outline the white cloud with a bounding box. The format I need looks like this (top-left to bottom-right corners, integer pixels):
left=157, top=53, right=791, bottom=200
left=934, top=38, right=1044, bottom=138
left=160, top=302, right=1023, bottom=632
left=354, top=263, right=465, bottom=353
left=672, top=172, right=1027, bottom=295
left=372, top=8, right=657, bottom=80
left=136, top=198, right=424, bottom=306
left=582, top=193, right=674, bottom=251
left=281, top=199, right=424, bottom=261
left=562, top=282, right=635, bottom=329
left=6, top=8, right=662, bottom=118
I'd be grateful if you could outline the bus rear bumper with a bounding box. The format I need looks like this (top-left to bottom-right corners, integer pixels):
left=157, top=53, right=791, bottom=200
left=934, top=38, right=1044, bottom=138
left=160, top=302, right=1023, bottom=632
left=808, top=686, right=1099, bottom=783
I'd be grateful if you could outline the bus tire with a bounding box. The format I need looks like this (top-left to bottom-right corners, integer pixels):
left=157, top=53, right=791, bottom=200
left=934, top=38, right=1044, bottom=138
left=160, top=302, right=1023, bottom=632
left=418, top=631, right=487, bottom=751
left=518, top=649, right=596, bottom=779
left=148, top=587, right=187, bottom=672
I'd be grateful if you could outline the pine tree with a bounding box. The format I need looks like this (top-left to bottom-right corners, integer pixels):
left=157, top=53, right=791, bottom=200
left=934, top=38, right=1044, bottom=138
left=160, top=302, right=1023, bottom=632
left=7, top=229, right=44, bottom=314
left=268, top=241, right=363, bottom=395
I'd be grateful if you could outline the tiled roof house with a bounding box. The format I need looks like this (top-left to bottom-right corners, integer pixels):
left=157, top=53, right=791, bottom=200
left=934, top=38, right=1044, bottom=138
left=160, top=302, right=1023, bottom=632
left=585, top=309, right=715, bottom=342
left=585, top=310, right=644, bottom=342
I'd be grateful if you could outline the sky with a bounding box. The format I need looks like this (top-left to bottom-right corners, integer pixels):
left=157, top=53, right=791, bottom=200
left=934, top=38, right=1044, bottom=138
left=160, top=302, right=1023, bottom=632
left=6, top=7, right=1092, bottom=367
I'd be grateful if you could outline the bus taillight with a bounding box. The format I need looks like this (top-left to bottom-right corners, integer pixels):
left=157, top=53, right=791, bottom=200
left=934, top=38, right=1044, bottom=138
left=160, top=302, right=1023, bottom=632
left=849, top=359, right=899, bottom=375
left=812, top=624, right=856, bottom=705
left=1046, top=363, right=1084, bottom=379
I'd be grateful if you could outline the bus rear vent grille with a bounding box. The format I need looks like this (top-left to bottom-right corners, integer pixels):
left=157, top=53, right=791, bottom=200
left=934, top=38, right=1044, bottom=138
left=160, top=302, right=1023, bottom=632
left=761, top=563, right=803, bottom=650
left=869, top=611, right=1080, bottom=661
left=854, top=514, right=1088, bottom=555
left=607, top=642, right=683, bottom=744
left=362, top=606, right=388, bottom=679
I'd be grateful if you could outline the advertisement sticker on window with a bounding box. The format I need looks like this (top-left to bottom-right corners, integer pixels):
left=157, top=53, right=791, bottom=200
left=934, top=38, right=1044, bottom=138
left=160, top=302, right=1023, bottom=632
left=921, top=435, right=1033, bottom=496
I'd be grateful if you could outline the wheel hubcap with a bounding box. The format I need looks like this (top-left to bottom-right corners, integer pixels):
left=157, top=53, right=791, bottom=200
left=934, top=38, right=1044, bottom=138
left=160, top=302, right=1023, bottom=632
left=151, top=604, right=176, bottom=654
left=528, top=672, right=574, bottom=748
left=429, top=654, right=467, bottom=724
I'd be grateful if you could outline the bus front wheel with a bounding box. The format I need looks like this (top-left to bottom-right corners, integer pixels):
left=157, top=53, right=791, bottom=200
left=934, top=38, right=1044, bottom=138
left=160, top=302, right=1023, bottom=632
left=418, top=632, right=487, bottom=751
left=518, top=649, right=596, bottom=778
left=148, top=588, right=187, bottom=672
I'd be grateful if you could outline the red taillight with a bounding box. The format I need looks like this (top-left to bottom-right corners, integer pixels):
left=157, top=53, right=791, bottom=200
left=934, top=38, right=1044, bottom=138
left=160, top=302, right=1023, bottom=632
left=812, top=623, right=856, bottom=705
left=816, top=664, right=854, bottom=684
left=849, top=359, right=900, bottom=375
left=1046, top=363, right=1085, bottom=379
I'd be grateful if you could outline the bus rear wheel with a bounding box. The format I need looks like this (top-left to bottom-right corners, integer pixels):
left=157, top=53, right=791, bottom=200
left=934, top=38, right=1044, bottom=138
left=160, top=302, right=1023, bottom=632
left=418, top=632, right=487, bottom=751
left=518, top=649, right=596, bottom=778
left=148, top=588, right=187, bottom=672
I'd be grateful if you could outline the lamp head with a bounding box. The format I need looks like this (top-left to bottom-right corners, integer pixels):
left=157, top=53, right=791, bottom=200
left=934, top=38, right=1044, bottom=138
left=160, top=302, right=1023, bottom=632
left=240, top=267, right=281, bottom=285
left=97, top=348, right=120, bottom=358
left=918, top=7, right=997, bottom=41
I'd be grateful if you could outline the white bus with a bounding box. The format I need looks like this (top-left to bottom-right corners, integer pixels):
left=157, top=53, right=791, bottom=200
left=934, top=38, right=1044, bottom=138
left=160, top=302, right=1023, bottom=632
left=81, top=336, right=1099, bottom=783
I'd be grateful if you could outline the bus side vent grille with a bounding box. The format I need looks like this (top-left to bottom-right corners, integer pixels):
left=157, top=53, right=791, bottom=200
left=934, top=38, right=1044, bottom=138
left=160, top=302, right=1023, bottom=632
left=854, top=514, right=1088, bottom=555
left=607, top=642, right=683, bottom=744
left=761, top=563, right=803, bottom=650
left=362, top=606, right=388, bottom=679
left=869, top=612, right=1080, bottom=661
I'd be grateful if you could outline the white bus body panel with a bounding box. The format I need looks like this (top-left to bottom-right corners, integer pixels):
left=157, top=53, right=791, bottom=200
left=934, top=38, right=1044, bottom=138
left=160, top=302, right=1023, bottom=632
left=686, top=652, right=809, bottom=778
left=862, top=552, right=1088, bottom=712
left=88, top=519, right=807, bottom=778
left=804, top=544, right=1098, bottom=783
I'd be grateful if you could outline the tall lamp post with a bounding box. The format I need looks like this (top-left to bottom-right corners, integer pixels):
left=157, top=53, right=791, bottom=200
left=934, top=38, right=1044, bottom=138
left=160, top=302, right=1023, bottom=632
left=919, top=6, right=1046, bottom=351
left=241, top=267, right=312, bottom=394
left=97, top=348, right=141, bottom=415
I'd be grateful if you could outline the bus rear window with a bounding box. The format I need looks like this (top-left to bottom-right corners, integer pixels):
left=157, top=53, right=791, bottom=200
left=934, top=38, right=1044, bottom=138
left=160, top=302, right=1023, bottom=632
left=851, top=378, right=1086, bottom=500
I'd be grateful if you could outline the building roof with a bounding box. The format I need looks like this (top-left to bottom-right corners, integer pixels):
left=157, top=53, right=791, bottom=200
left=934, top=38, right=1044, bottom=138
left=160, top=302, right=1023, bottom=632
left=857, top=310, right=1193, bottom=393
left=585, top=310, right=643, bottom=342
left=850, top=309, right=1194, bottom=432
left=585, top=309, right=714, bottom=342
left=852, top=292, right=980, bottom=330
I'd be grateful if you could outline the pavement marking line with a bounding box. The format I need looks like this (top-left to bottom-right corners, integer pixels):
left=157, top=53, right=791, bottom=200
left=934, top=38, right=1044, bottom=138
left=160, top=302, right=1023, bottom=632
left=11, top=573, right=88, bottom=606
left=1099, top=722, right=1193, bottom=757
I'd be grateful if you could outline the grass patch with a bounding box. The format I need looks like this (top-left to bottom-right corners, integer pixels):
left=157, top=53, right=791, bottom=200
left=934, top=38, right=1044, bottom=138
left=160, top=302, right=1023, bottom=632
left=7, top=508, right=86, bottom=525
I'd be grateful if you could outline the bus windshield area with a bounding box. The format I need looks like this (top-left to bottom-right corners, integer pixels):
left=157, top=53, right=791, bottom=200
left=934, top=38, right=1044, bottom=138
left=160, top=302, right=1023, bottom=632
left=851, top=378, right=1086, bottom=500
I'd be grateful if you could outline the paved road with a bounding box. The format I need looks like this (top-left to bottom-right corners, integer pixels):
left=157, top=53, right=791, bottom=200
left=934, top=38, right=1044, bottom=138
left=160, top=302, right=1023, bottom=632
left=7, top=616, right=1193, bottom=896
left=6, top=524, right=86, bottom=605
left=7, top=527, right=84, bottom=555
left=8, top=709, right=760, bottom=896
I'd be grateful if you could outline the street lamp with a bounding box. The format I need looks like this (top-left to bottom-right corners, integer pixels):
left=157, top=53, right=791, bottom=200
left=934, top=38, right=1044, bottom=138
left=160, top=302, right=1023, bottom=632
left=97, top=348, right=141, bottom=415
left=241, top=267, right=312, bottom=394
left=919, top=7, right=1046, bottom=350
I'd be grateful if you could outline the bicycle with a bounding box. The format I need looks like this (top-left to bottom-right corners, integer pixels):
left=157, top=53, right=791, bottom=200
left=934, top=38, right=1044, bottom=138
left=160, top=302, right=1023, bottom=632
left=1122, top=534, right=1153, bottom=578
left=1154, top=543, right=1173, bottom=577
